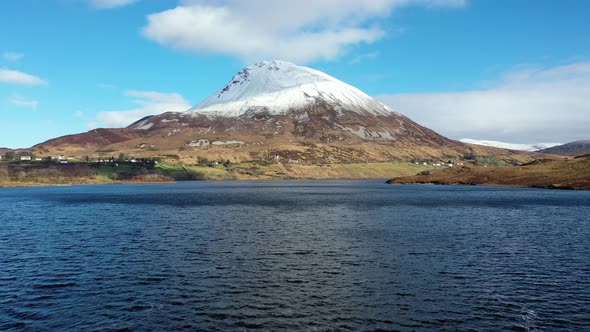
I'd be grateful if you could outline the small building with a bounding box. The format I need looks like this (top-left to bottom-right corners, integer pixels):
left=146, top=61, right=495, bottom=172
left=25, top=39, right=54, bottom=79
left=20, top=156, right=32, bottom=161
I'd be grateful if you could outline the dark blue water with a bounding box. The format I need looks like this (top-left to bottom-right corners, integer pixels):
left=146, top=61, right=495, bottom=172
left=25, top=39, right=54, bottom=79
left=1, top=181, right=589, bottom=331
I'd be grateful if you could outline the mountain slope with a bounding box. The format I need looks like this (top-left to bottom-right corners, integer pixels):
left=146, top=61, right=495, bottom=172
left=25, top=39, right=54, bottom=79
left=539, top=140, right=590, bottom=156
left=33, top=128, right=144, bottom=156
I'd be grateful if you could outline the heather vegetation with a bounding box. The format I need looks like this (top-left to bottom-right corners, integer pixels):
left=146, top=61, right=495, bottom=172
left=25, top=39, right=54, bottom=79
left=388, top=156, right=590, bottom=190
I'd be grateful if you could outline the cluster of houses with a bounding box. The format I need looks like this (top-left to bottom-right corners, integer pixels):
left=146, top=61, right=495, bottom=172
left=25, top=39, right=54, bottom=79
left=18, top=155, right=45, bottom=162
left=414, top=161, right=465, bottom=167
left=11, top=155, right=70, bottom=162
left=22, top=155, right=70, bottom=163
left=95, top=158, right=158, bottom=164
left=3, top=153, right=164, bottom=168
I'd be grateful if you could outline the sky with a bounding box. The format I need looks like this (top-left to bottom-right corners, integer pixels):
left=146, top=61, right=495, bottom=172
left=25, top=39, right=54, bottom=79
left=1, top=0, right=589, bottom=148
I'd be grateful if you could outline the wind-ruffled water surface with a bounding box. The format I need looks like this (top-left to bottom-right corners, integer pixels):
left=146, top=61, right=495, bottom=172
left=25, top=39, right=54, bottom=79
left=1, top=181, right=589, bottom=331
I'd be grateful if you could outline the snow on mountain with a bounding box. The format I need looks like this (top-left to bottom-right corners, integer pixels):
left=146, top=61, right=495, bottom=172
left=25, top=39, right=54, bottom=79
left=188, top=60, right=395, bottom=117
left=460, top=139, right=562, bottom=152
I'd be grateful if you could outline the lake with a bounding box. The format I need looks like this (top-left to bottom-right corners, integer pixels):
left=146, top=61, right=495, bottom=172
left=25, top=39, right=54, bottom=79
left=1, top=181, right=589, bottom=331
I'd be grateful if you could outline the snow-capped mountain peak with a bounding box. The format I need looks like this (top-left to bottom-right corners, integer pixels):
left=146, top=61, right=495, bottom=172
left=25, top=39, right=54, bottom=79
left=188, top=60, right=395, bottom=117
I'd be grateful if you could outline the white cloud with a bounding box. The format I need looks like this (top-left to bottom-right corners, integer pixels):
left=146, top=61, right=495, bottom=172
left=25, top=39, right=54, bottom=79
left=8, top=95, right=38, bottom=109
left=375, top=61, right=590, bottom=143
left=90, top=0, right=139, bottom=9
left=95, top=90, right=191, bottom=127
left=0, top=69, right=47, bottom=85
left=3, top=52, right=24, bottom=61
left=143, top=0, right=465, bottom=63
left=74, top=111, right=85, bottom=118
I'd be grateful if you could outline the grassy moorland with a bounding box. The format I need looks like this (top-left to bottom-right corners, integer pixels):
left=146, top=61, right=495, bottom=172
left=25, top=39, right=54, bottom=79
left=0, top=159, right=434, bottom=187
left=387, top=156, right=590, bottom=190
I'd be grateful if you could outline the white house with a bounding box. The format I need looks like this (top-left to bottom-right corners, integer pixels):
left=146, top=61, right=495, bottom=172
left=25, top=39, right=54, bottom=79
left=20, top=156, right=32, bottom=161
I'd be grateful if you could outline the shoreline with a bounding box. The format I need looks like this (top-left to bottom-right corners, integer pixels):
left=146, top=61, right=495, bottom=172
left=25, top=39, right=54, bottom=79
left=4, top=178, right=588, bottom=190
left=386, top=181, right=588, bottom=191
left=0, top=180, right=177, bottom=188
left=0, top=161, right=432, bottom=187
left=0, top=178, right=393, bottom=188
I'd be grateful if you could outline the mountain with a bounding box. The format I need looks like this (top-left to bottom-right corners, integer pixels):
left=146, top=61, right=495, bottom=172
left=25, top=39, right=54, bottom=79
left=459, top=139, right=561, bottom=152
left=539, top=140, right=590, bottom=156
left=32, top=60, right=538, bottom=165
left=188, top=60, right=393, bottom=117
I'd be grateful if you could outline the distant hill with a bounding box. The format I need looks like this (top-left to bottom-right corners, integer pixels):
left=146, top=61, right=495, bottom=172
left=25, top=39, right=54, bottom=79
left=539, top=140, right=590, bottom=156
left=0, top=148, right=12, bottom=155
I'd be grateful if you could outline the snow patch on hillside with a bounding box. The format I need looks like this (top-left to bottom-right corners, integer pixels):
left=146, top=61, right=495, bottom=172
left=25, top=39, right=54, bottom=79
left=460, top=139, right=562, bottom=151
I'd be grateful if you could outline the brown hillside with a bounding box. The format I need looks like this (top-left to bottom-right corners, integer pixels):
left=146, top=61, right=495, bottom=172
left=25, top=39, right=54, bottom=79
left=387, top=156, right=590, bottom=190
left=29, top=109, right=545, bottom=165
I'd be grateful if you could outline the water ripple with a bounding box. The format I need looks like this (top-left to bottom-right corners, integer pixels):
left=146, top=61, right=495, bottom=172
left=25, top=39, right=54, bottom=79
left=0, top=181, right=589, bottom=331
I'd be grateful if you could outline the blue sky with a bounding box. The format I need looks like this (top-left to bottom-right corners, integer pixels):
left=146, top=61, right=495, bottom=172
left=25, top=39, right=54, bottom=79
left=1, top=0, right=589, bottom=148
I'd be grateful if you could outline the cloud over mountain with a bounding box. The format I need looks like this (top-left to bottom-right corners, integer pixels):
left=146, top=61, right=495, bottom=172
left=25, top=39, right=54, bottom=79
left=142, top=0, right=465, bottom=63
left=376, top=61, right=590, bottom=143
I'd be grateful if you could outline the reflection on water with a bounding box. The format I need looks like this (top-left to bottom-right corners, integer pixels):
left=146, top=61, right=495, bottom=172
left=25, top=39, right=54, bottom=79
left=1, top=181, right=589, bottom=331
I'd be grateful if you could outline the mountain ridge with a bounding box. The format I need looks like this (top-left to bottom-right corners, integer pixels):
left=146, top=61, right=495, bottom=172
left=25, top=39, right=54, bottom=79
left=539, top=140, right=590, bottom=156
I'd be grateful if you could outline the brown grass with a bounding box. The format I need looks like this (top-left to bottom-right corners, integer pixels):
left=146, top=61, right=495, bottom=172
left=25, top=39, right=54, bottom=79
left=388, top=157, right=590, bottom=190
